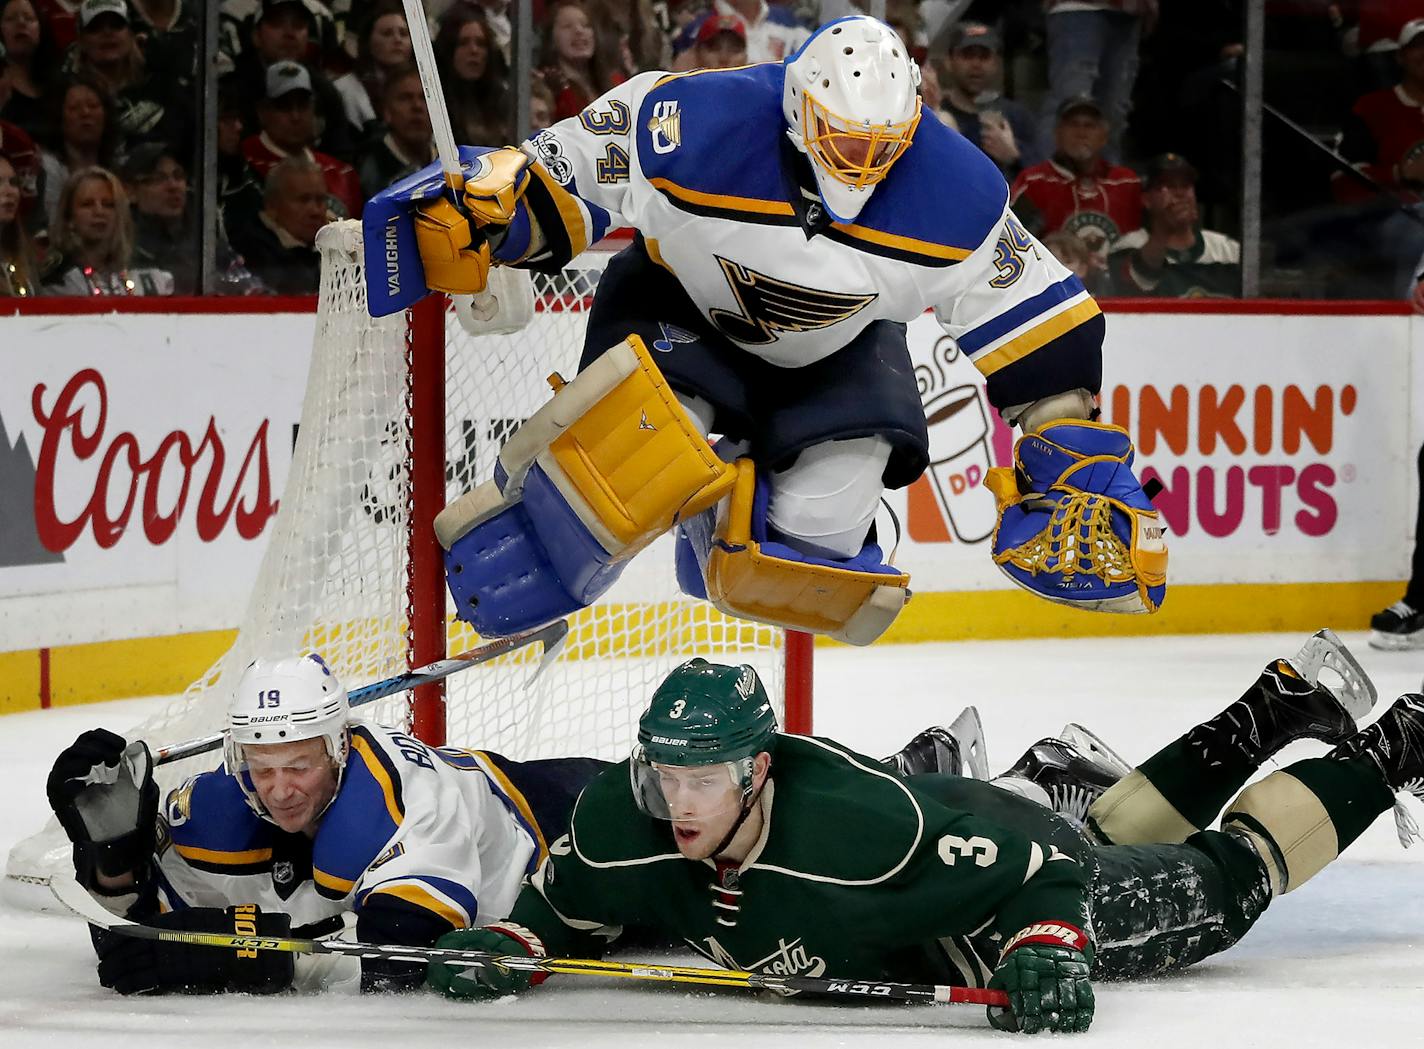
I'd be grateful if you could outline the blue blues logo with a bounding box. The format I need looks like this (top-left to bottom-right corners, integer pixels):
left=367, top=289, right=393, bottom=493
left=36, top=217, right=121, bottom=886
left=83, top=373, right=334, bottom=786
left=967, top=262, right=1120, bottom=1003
left=653, top=322, right=699, bottom=353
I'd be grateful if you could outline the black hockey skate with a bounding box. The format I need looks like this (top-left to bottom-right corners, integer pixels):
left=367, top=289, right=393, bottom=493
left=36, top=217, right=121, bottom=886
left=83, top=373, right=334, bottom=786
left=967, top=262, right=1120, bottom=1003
left=1184, top=629, right=1377, bottom=772
left=1369, top=601, right=1424, bottom=651
left=883, top=707, right=989, bottom=780
left=998, top=732, right=1128, bottom=826
left=1326, top=692, right=1424, bottom=844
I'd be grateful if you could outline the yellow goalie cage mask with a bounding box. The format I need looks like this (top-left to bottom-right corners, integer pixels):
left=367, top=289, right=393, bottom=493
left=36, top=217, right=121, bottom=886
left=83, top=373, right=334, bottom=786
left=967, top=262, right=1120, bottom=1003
left=783, top=15, right=922, bottom=222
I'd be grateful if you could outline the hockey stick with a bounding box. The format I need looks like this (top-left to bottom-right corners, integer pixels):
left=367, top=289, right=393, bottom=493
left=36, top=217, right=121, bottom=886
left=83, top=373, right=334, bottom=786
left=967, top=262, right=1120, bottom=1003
left=50, top=874, right=1007, bottom=1009
left=401, top=0, right=502, bottom=320
left=153, top=619, right=569, bottom=765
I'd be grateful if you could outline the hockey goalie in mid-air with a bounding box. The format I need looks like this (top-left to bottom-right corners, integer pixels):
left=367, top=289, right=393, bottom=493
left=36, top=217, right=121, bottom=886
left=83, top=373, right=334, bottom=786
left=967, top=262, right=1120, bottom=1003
left=364, top=14, right=1167, bottom=645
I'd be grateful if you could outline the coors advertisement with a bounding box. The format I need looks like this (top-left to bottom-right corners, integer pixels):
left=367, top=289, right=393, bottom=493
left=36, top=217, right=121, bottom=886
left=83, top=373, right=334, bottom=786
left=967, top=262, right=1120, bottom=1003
left=0, top=313, right=311, bottom=650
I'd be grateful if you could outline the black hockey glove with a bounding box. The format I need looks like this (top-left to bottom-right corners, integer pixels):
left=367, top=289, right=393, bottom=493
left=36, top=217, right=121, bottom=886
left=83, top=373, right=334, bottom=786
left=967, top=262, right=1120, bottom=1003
left=987, top=923, right=1095, bottom=1034
left=46, top=729, right=158, bottom=891
left=94, top=906, right=294, bottom=995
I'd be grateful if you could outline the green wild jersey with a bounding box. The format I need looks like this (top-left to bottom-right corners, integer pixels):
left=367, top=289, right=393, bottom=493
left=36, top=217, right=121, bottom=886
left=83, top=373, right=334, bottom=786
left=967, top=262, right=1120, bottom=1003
left=505, top=735, right=1091, bottom=988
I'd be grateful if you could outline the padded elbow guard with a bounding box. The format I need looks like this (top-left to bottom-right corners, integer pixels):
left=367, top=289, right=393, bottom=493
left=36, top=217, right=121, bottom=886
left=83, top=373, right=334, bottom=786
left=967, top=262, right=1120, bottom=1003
left=436, top=336, right=736, bottom=635
left=677, top=460, right=910, bottom=646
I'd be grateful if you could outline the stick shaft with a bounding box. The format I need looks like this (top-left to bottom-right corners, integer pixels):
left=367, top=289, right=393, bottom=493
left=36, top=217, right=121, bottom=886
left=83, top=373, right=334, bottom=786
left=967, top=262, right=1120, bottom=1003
left=401, top=0, right=461, bottom=181
left=154, top=620, right=568, bottom=765
left=51, top=876, right=1005, bottom=1009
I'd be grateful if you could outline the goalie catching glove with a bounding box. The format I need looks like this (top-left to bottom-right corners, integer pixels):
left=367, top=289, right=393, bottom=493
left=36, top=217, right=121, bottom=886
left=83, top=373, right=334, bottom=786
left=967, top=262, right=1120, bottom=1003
left=987, top=420, right=1167, bottom=614
left=426, top=923, right=547, bottom=1001
left=363, top=145, right=532, bottom=315
left=987, top=922, right=1095, bottom=1034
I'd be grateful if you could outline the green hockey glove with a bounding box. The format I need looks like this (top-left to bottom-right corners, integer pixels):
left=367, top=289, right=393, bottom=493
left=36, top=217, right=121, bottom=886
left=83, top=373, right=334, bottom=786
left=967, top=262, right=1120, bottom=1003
left=987, top=923, right=1094, bottom=1034
left=426, top=923, right=547, bottom=1001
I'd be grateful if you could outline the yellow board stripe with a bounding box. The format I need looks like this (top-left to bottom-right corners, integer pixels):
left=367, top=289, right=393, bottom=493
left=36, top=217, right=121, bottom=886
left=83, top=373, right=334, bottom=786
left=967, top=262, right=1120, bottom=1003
left=367, top=882, right=466, bottom=928
left=829, top=222, right=974, bottom=262
left=473, top=751, right=550, bottom=866
left=648, top=177, right=796, bottom=217
left=350, top=732, right=404, bottom=828
left=314, top=866, right=357, bottom=894
left=972, top=299, right=1102, bottom=377
left=174, top=843, right=272, bottom=866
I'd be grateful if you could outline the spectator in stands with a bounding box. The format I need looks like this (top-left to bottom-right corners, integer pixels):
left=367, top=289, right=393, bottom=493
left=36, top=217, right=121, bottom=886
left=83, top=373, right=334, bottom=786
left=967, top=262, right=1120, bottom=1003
left=708, top=0, right=807, bottom=64
left=332, top=0, right=412, bottom=144
left=529, top=74, right=555, bottom=133
left=1337, top=17, right=1424, bottom=205
left=0, top=152, right=40, bottom=295
left=217, top=82, right=264, bottom=236
left=435, top=2, right=511, bottom=146
left=936, top=21, right=1038, bottom=181
left=68, top=0, right=195, bottom=152
left=0, top=115, right=40, bottom=222
left=128, top=0, right=198, bottom=62
left=1, top=0, right=60, bottom=138
left=224, top=0, right=354, bottom=162
left=243, top=59, right=363, bottom=218
left=1041, top=229, right=1097, bottom=284
left=1011, top=96, right=1142, bottom=276
left=228, top=154, right=326, bottom=294
left=356, top=64, right=434, bottom=200
left=39, top=75, right=119, bottom=228
left=471, top=0, right=512, bottom=63
left=540, top=0, right=624, bottom=123
left=687, top=13, right=748, bottom=70
left=1039, top=0, right=1155, bottom=162
left=1106, top=152, right=1241, bottom=297
left=120, top=141, right=266, bottom=295
left=31, top=0, right=79, bottom=51
left=42, top=165, right=174, bottom=294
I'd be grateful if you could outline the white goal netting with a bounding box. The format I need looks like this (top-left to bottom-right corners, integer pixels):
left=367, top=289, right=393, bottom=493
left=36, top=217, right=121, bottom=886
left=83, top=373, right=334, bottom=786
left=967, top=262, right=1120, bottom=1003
left=5, top=221, right=794, bottom=904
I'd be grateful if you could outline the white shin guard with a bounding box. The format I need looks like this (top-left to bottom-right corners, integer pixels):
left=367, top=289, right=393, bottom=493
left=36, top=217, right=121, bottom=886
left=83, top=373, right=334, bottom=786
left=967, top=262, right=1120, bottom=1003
left=766, top=436, right=893, bottom=560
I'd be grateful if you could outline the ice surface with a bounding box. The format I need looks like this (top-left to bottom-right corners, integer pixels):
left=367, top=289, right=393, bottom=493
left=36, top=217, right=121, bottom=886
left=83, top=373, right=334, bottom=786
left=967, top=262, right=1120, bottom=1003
left=3, top=632, right=1421, bottom=1047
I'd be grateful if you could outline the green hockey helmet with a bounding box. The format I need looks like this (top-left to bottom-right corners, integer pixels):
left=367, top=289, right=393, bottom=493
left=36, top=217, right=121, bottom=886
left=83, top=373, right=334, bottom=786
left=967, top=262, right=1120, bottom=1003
left=631, top=659, right=778, bottom=822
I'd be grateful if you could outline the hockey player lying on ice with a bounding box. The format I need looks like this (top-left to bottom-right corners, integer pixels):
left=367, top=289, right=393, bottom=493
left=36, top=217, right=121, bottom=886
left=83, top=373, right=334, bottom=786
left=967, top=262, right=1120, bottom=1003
left=427, top=631, right=1424, bottom=1034
left=363, top=15, right=1167, bottom=648
left=44, top=652, right=949, bottom=995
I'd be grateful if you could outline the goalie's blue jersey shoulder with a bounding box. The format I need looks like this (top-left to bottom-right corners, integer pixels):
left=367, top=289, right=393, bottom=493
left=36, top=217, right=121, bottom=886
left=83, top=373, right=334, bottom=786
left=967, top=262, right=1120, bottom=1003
left=854, top=114, right=1010, bottom=260
left=633, top=62, right=1008, bottom=260
left=636, top=63, right=790, bottom=210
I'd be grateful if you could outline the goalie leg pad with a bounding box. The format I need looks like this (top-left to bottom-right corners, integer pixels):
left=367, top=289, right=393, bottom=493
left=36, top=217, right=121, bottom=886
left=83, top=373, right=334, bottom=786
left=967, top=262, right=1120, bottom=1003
left=685, top=460, right=910, bottom=646
left=443, top=468, right=630, bottom=635
left=438, top=336, right=735, bottom=634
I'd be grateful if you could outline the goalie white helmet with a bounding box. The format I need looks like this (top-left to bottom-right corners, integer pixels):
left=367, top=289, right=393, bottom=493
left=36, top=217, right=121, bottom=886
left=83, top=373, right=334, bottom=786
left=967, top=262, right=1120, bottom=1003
left=782, top=16, right=922, bottom=223
left=224, top=653, right=351, bottom=822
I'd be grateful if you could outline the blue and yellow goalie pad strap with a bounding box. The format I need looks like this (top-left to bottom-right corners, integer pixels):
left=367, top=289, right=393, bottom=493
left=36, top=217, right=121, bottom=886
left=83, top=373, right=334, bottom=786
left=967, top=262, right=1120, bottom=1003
left=680, top=459, right=910, bottom=646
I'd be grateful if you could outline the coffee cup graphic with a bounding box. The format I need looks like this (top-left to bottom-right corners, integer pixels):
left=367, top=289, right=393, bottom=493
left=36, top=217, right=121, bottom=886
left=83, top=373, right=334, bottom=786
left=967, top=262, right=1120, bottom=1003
left=923, top=383, right=996, bottom=543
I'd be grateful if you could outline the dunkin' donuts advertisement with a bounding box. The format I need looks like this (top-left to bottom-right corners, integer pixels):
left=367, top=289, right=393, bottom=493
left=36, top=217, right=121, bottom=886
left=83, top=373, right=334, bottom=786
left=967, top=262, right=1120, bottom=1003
left=897, top=310, right=1411, bottom=590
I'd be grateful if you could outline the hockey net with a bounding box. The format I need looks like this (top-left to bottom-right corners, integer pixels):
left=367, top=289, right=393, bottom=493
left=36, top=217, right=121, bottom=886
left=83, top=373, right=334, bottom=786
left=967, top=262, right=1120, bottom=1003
left=5, top=221, right=811, bottom=904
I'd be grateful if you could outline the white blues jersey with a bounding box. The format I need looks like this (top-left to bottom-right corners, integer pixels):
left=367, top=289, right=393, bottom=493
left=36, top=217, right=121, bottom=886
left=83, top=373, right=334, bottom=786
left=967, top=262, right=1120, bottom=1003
left=495, top=62, right=1103, bottom=410
left=154, top=724, right=546, bottom=988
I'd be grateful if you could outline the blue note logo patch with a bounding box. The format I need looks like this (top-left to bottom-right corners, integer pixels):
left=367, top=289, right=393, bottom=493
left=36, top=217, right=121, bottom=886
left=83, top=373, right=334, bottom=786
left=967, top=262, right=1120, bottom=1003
left=653, top=321, right=699, bottom=353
